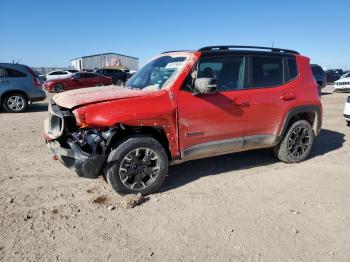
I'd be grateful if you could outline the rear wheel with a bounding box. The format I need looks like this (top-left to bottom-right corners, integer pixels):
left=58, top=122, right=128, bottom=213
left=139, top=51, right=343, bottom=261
left=53, top=83, right=64, bottom=93
left=2, top=93, right=28, bottom=113
left=96, top=83, right=104, bottom=86
left=115, top=79, right=123, bottom=86
left=274, top=120, right=314, bottom=163
left=106, top=136, right=168, bottom=195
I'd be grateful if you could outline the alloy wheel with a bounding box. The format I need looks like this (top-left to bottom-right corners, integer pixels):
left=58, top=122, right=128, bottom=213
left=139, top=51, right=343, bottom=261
left=7, top=96, right=25, bottom=111
left=287, top=126, right=311, bottom=158
left=119, top=148, right=160, bottom=190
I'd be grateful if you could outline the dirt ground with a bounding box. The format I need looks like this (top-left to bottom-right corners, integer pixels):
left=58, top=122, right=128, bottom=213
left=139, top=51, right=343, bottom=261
left=0, top=85, right=349, bottom=262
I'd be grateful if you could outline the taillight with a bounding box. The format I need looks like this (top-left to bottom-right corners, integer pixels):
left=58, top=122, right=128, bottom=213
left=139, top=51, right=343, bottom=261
left=34, top=77, right=41, bottom=88
left=25, top=66, right=41, bottom=88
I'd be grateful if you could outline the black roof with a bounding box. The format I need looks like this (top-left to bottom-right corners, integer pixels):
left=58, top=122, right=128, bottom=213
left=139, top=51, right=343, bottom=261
left=71, top=52, right=138, bottom=61
left=162, top=45, right=299, bottom=55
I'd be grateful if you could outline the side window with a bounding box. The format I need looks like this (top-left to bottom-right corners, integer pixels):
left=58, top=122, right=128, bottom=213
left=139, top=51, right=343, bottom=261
left=5, top=68, right=27, bottom=78
left=197, top=56, right=245, bottom=91
left=251, top=56, right=283, bottom=87
left=288, top=58, right=298, bottom=80
left=86, top=74, right=96, bottom=78
left=75, top=73, right=81, bottom=79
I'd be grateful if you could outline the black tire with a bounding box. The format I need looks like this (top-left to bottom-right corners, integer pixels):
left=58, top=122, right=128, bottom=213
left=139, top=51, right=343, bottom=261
left=2, top=93, right=28, bottom=113
left=106, top=135, right=168, bottom=195
left=96, top=83, right=104, bottom=87
left=318, top=84, right=322, bottom=96
left=347, top=121, right=350, bottom=126
left=53, top=84, right=64, bottom=93
left=115, top=79, right=123, bottom=86
left=273, top=120, right=314, bottom=163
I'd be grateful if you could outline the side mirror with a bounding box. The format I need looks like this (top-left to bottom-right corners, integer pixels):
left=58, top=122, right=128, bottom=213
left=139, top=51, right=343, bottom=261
left=193, top=78, right=217, bottom=95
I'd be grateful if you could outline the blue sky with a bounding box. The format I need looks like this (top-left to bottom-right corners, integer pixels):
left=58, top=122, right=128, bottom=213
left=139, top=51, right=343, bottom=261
left=1, top=0, right=349, bottom=69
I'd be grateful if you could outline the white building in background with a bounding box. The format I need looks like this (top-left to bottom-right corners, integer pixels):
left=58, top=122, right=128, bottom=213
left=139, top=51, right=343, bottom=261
left=70, top=52, right=139, bottom=71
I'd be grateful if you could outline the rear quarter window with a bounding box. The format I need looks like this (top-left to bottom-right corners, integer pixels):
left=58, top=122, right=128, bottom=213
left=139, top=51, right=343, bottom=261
left=288, top=58, right=298, bottom=79
left=5, top=68, right=27, bottom=78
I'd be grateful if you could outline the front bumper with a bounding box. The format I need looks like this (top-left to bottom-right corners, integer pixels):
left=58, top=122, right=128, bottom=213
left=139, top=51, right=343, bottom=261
left=44, top=118, right=106, bottom=179
left=344, top=101, right=350, bottom=121
left=46, top=139, right=106, bottom=179
left=30, top=90, right=47, bottom=102
left=333, top=85, right=350, bottom=92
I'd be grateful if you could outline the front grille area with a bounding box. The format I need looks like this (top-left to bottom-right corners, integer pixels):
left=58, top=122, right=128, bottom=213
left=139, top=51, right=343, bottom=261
left=48, top=99, right=76, bottom=139
left=336, top=82, right=350, bottom=86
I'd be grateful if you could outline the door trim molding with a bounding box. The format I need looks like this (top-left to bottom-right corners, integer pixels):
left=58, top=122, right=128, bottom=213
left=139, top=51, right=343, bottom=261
left=171, top=135, right=278, bottom=165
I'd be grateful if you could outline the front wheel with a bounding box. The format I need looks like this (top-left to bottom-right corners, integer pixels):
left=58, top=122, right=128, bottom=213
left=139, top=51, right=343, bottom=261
left=106, top=136, right=169, bottom=195
left=2, top=93, right=28, bottom=113
left=274, top=120, right=314, bottom=163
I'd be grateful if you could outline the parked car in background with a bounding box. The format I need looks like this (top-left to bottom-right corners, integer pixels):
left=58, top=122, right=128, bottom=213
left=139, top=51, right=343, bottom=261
left=326, top=69, right=344, bottom=83
left=128, top=70, right=137, bottom=78
left=94, top=68, right=127, bottom=85
left=340, top=71, right=350, bottom=79
left=46, top=70, right=79, bottom=81
left=344, top=96, right=350, bottom=125
left=44, top=46, right=322, bottom=195
left=44, top=72, right=112, bottom=93
left=81, top=69, right=94, bottom=72
left=311, top=64, right=326, bottom=95
left=333, top=75, right=350, bottom=93
left=0, top=63, right=46, bottom=112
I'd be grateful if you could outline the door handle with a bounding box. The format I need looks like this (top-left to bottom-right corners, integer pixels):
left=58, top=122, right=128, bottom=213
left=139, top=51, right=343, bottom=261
left=231, top=97, right=250, bottom=106
left=281, top=93, right=296, bottom=101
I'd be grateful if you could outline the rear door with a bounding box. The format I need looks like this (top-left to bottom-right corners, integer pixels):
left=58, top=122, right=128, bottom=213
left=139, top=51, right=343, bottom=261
left=241, top=55, right=295, bottom=146
left=80, top=73, right=98, bottom=87
left=177, top=54, right=248, bottom=158
left=3, top=66, right=29, bottom=91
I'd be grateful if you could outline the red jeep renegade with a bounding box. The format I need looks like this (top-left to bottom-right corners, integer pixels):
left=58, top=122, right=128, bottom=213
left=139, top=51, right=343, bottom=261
left=44, top=46, right=322, bottom=195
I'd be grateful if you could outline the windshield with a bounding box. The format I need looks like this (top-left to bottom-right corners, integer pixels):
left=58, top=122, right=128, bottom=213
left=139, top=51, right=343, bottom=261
left=126, top=55, right=188, bottom=91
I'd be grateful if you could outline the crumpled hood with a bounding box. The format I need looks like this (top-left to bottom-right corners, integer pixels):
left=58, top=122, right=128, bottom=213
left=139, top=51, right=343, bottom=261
left=53, top=85, right=147, bottom=109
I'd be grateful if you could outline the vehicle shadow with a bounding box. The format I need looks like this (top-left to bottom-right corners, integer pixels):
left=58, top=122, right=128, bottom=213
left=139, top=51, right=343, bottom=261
left=309, top=128, right=345, bottom=158
left=26, top=103, right=49, bottom=113
left=160, top=128, right=345, bottom=193
left=321, top=92, right=333, bottom=96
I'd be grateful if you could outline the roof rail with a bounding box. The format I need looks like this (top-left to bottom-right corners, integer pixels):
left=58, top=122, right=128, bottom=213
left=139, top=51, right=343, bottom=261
left=161, top=50, right=192, bottom=54
left=198, top=46, right=299, bottom=55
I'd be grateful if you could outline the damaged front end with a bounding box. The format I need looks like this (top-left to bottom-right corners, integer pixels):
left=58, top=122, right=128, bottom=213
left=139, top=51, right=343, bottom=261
left=44, top=100, right=118, bottom=179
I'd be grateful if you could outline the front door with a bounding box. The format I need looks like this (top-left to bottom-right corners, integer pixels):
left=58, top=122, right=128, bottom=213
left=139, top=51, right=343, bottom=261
left=0, top=66, right=6, bottom=89
left=177, top=55, right=248, bottom=160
